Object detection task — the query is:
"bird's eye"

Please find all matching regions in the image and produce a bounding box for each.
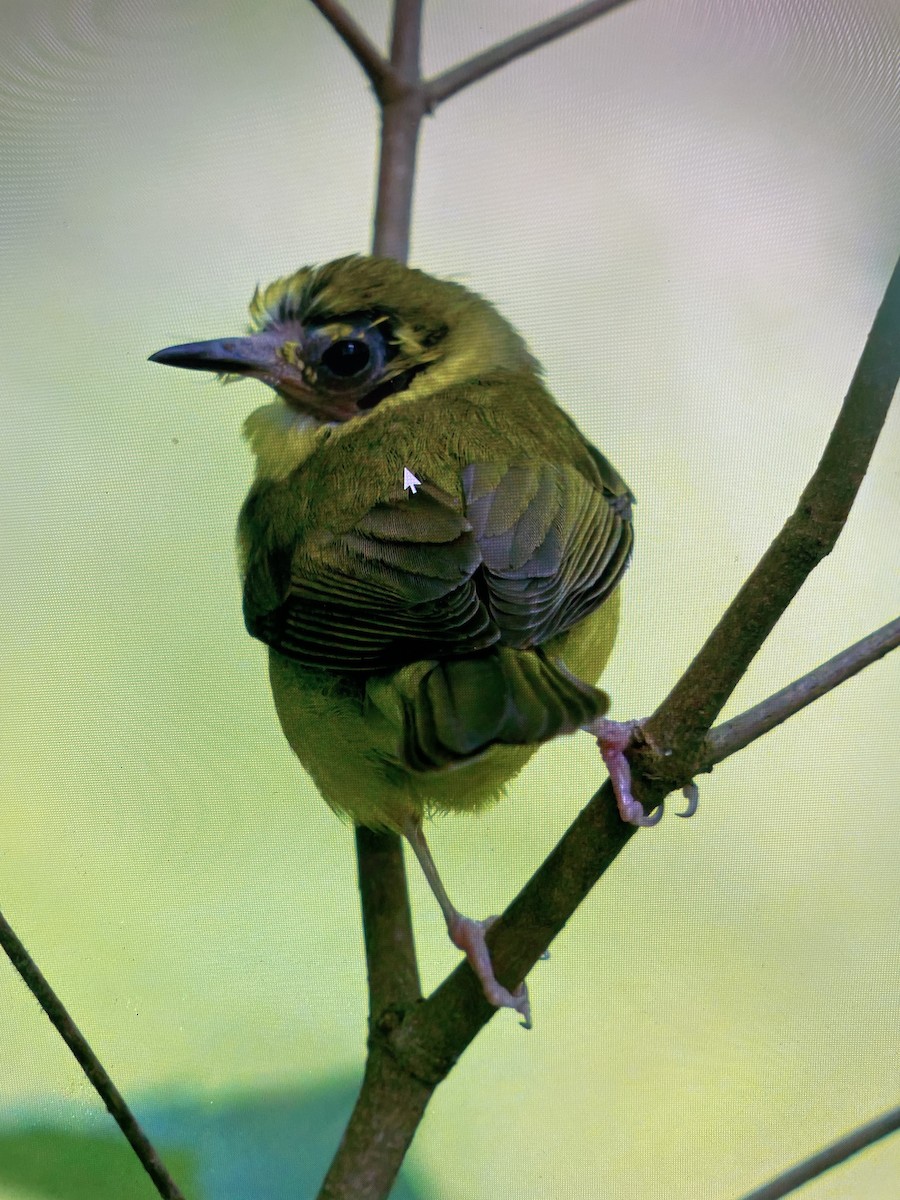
[311,321,389,394]
[321,338,371,378]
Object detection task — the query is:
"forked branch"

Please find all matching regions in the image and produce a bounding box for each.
[310,0,631,109]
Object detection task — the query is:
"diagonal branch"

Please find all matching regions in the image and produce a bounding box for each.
[308,0,395,95]
[426,0,634,107]
[736,1105,900,1200]
[347,253,900,1183]
[379,611,900,1143]
[637,254,900,784]
[704,614,900,768]
[390,601,900,1084]
[0,907,186,1200]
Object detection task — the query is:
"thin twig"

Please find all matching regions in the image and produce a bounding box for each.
[736,1106,900,1200]
[308,0,394,94]
[426,0,634,106]
[637,254,900,785]
[388,0,423,83]
[0,907,186,1200]
[357,0,424,1013]
[704,615,900,768]
[317,8,428,1195]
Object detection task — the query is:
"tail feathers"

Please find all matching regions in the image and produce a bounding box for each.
[368,647,608,774]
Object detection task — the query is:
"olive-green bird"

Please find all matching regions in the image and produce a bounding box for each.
[150,255,660,1027]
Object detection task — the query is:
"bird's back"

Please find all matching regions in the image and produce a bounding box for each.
[239,369,632,825]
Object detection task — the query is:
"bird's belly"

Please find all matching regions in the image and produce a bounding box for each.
[266,589,621,832]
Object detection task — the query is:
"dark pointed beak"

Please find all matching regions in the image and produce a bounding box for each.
[148,333,286,377]
[149,331,357,420]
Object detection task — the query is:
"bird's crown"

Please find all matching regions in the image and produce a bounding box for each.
[248,254,535,393]
[151,255,538,430]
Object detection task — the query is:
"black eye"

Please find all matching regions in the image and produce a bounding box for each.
[321,338,371,378]
[310,320,389,395]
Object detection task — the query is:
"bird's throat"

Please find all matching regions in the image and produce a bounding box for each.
[243,402,324,481]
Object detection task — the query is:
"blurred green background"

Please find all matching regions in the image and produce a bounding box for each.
[1,1,898,1196]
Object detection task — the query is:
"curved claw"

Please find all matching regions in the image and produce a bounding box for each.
[634,799,665,827]
[615,791,664,828]
[676,782,699,818]
[587,717,696,831]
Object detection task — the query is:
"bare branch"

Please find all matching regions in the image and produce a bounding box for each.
[704,615,900,768]
[308,0,394,94]
[313,0,900,1192]
[0,907,186,1200]
[388,0,422,82]
[345,0,425,1042]
[318,1034,433,1199]
[736,1105,900,1200]
[354,826,421,1019]
[370,0,425,261]
[328,254,900,1195]
[426,0,634,107]
[638,255,900,786]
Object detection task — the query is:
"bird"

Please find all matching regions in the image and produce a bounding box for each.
[150,255,660,1028]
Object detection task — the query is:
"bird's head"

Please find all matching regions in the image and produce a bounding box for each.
[149,255,536,424]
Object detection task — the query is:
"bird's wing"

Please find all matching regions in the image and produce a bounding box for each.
[462,449,633,649]
[244,479,496,671]
[244,450,632,674]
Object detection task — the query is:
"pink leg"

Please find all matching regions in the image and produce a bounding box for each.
[585,718,699,826]
[586,717,662,826]
[403,819,532,1029]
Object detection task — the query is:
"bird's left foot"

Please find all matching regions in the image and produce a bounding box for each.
[448,913,532,1029]
[584,717,700,827]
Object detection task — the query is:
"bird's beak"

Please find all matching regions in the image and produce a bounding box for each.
[149,331,340,414]
[149,332,291,382]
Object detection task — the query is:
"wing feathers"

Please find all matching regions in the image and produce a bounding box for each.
[384,647,609,773]
[462,461,631,647]
[245,451,632,674]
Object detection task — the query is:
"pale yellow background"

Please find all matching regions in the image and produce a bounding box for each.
[0,1,898,1197]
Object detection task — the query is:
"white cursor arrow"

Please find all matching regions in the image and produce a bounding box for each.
[403,467,421,495]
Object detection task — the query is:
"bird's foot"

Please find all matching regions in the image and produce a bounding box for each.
[584,718,700,827]
[586,717,660,826]
[448,913,532,1029]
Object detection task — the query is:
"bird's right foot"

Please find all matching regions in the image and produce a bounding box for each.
[584,717,701,826]
[448,913,532,1029]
